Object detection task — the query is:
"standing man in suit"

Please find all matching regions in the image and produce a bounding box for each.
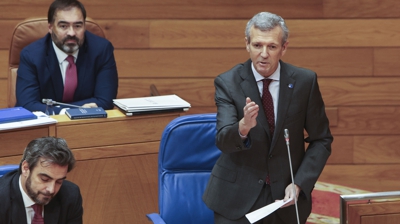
[16,0,118,114]
[0,137,83,224]
[203,12,333,224]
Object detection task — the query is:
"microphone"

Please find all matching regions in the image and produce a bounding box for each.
[284,129,300,224]
[42,99,82,108]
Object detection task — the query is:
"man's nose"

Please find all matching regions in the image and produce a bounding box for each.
[261,46,269,58]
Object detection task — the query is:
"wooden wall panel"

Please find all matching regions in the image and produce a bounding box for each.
[354,136,400,164]
[286,19,400,47]
[114,49,246,78]
[332,106,400,135]
[97,20,150,48]
[374,48,400,77]
[149,20,245,48]
[0,79,7,108]
[284,48,373,77]
[148,19,400,48]
[320,78,400,106]
[319,164,400,192]
[327,136,353,164]
[0,20,20,50]
[323,0,400,18]
[114,48,373,78]
[0,0,323,20]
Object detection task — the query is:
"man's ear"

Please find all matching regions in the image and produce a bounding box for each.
[21,160,30,177]
[48,23,53,34]
[245,37,250,52]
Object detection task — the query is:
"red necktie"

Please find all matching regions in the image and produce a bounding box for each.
[262,79,275,136]
[32,204,44,224]
[63,55,78,103]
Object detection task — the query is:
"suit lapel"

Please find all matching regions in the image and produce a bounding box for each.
[270,61,295,153]
[46,37,64,101]
[239,60,272,141]
[10,173,28,224]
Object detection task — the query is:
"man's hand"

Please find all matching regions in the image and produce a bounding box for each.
[238,97,259,137]
[280,183,301,208]
[82,103,98,108]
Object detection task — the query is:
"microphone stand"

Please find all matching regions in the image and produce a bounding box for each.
[284,129,300,224]
[42,99,81,115]
[42,99,82,108]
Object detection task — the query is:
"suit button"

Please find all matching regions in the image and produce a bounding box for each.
[258,179,264,184]
[269,155,273,159]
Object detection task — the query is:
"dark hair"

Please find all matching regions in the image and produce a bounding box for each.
[19,137,76,173]
[48,0,87,24]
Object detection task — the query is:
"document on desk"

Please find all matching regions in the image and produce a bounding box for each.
[0,112,57,131]
[245,198,293,223]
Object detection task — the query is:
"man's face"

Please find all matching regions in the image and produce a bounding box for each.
[48,7,85,54]
[245,25,288,77]
[21,159,68,205]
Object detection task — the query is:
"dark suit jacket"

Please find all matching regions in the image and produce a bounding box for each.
[16,31,118,114]
[0,170,83,224]
[203,59,333,223]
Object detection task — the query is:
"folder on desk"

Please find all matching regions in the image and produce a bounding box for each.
[113,94,191,116]
[0,107,37,124]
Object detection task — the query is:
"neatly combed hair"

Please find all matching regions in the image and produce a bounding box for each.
[245,12,289,45]
[20,137,76,173]
[48,0,87,24]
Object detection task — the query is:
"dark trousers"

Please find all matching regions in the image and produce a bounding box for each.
[214,184,285,224]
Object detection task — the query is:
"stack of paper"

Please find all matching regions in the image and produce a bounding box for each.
[0,111,57,131]
[113,94,191,116]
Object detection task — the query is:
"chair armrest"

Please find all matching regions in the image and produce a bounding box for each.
[146,213,166,224]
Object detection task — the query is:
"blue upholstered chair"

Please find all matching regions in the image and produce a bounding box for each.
[146,113,220,224]
[0,164,19,177]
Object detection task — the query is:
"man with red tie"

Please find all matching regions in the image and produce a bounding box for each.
[202,12,333,223]
[0,137,82,224]
[16,0,118,114]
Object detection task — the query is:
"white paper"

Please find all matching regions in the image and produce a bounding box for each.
[0,111,57,131]
[245,198,293,223]
[113,94,191,112]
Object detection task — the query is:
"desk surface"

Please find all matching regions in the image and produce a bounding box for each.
[0,109,181,224]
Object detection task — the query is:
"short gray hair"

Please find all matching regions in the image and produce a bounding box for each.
[245,12,289,45]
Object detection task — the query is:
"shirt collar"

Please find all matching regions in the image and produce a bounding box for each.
[19,175,36,208]
[52,41,79,63]
[251,61,281,82]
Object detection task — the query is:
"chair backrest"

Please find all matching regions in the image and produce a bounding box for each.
[0,164,19,178]
[157,113,220,224]
[7,17,105,108]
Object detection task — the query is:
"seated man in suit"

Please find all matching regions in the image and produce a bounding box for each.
[16,0,118,114]
[0,137,83,224]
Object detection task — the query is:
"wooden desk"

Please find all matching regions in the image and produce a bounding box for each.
[0,109,180,224]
